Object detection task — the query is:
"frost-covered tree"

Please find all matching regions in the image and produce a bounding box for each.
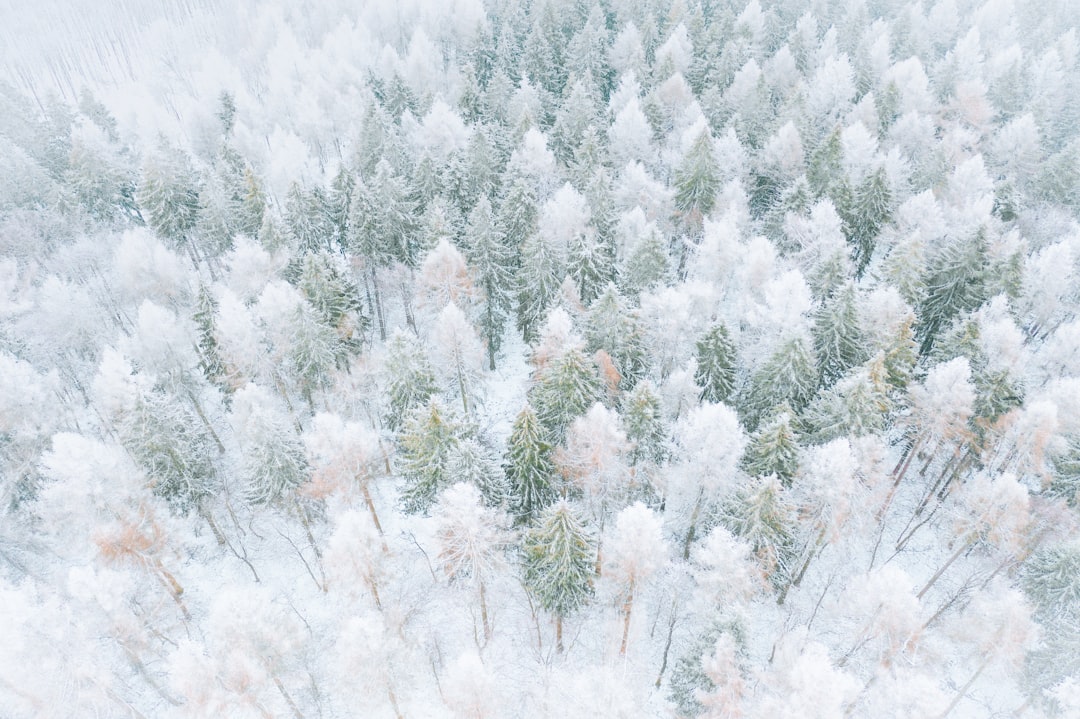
[741,333,819,429]
[812,283,868,387]
[557,403,631,523]
[694,324,738,403]
[676,402,748,559]
[717,475,799,591]
[231,384,309,507]
[294,251,366,360]
[522,499,596,652]
[917,230,989,354]
[137,141,201,257]
[434,483,510,643]
[843,166,892,276]
[516,232,562,344]
[621,380,670,472]
[530,346,604,444]
[585,284,648,391]
[740,409,800,485]
[117,386,219,517]
[193,284,230,392]
[605,502,668,654]
[505,404,558,524]
[398,397,466,515]
[447,437,506,509]
[675,128,721,232]
[464,196,514,369]
[383,330,439,431]
[284,182,334,255]
[430,302,484,416]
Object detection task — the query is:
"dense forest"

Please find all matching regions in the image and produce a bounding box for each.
[2,0,1080,715]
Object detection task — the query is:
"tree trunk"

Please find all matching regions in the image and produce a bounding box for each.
[683,488,706,560]
[619,580,636,656]
[936,655,990,718]
[272,675,305,719]
[556,615,564,653]
[654,602,678,688]
[361,483,389,554]
[369,266,386,341]
[917,538,973,600]
[479,580,491,643]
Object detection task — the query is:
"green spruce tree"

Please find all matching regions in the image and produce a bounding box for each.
[740,409,800,486]
[383,331,439,431]
[741,334,818,430]
[464,196,515,370]
[695,324,738,403]
[398,398,464,515]
[530,347,604,444]
[812,283,868,387]
[505,404,558,523]
[522,499,596,651]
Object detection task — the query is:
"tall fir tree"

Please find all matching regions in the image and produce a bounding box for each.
[812,283,868,387]
[285,182,335,255]
[138,141,201,254]
[118,388,218,515]
[464,196,515,370]
[516,233,562,344]
[740,409,800,486]
[917,230,989,355]
[621,380,669,471]
[194,284,230,392]
[505,404,558,524]
[294,252,367,363]
[716,475,798,592]
[674,128,721,232]
[695,324,738,403]
[383,331,439,431]
[842,167,892,276]
[585,285,648,391]
[741,334,818,430]
[522,499,596,651]
[398,398,465,515]
[530,347,604,444]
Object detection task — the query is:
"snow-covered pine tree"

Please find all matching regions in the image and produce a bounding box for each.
[516,232,562,345]
[695,323,738,403]
[288,300,340,411]
[284,182,334,255]
[585,284,648,391]
[620,223,671,298]
[232,385,309,506]
[463,196,514,370]
[717,475,799,592]
[294,251,366,361]
[383,330,439,431]
[530,346,604,445]
[917,229,989,355]
[674,127,721,233]
[505,404,558,524]
[741,333,819,430]
[812,282,868,387]
[137,141,201,258]
[448,437,506,509]
[398,397,465,515]
[117,387,218,516]
[193,284,230,392]
[740,408,800,486]
[843,166,892,276]
[522,499,596,652]
[621,380,670,473]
